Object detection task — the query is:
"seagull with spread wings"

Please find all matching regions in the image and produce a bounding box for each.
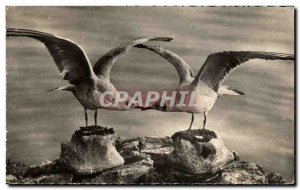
[6,28,172,127]
[135,44,294,131]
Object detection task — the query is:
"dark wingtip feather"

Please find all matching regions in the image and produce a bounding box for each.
[151,37,173,42]
[6,28,55,38]
[230,89,245,95]
[134,44,148,48]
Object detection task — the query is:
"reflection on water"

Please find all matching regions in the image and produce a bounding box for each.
[6,7,294,182]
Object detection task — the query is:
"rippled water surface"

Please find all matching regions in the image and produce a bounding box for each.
[6,7,294,182]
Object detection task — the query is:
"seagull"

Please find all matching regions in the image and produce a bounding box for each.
[135,44,294,130]
[6,28,173,127]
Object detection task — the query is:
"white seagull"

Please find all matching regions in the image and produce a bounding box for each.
[135,44,294,130]
[7,28,172,127]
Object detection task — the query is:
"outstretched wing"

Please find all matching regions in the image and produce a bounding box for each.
[7,28,95,84]
[134,44,195,84]
[193,51,294,92]
[93,37,173,79]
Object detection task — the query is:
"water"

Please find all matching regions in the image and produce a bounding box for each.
[6,7,294,182]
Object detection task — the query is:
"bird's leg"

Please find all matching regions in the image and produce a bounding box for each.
[84,109,88,127]
[187,113,194,132]
[202,111,207,130]
[94,110,98,127]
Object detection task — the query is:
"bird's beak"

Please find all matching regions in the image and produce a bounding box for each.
[134,105,144,109]
[130,102,143,109]
[132,105,152,111]
[141,107,153,111]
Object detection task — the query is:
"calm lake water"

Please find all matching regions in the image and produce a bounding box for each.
[6,7,294,182]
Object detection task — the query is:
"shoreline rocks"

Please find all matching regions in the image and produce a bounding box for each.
[6,127,287,185]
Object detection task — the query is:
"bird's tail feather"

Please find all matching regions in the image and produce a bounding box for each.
[218,86,245,96]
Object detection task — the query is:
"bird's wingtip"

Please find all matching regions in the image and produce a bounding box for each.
[231,89,245,95]
[134,44,148,49]
[151,36,174,42]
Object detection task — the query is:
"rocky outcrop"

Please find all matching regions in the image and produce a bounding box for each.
[60,126,124,175]
[6,159,28,178]
[267,172,286,184]
[217,161,267,184]
[34,174,73,184]
[6,127,287,185]
[80,159,153,184]
[24,160,63,178]
[116,136,173,167]
[168,129,234,174]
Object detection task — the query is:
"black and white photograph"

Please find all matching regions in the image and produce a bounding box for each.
[5,6,295,185]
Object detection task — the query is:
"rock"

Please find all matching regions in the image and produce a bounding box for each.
[80,141,154,184]
[6,159,28,178]
[60,127,124,175]
[116,136,173,167]
[117,159,153,184]
[141,136,173,154]
[34,174,73,184]
[141,167,221,184]
[9,177,36,184]
[81,159,153,184]
[217,161,267,184]
[141,137,174,165]
[169,129,234,174]
[116,137,147,152]
[267,172,285,184]
[140,137,174,167]
[24,160,63,178]
[119,150,151,165]
[6,175,18,184]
